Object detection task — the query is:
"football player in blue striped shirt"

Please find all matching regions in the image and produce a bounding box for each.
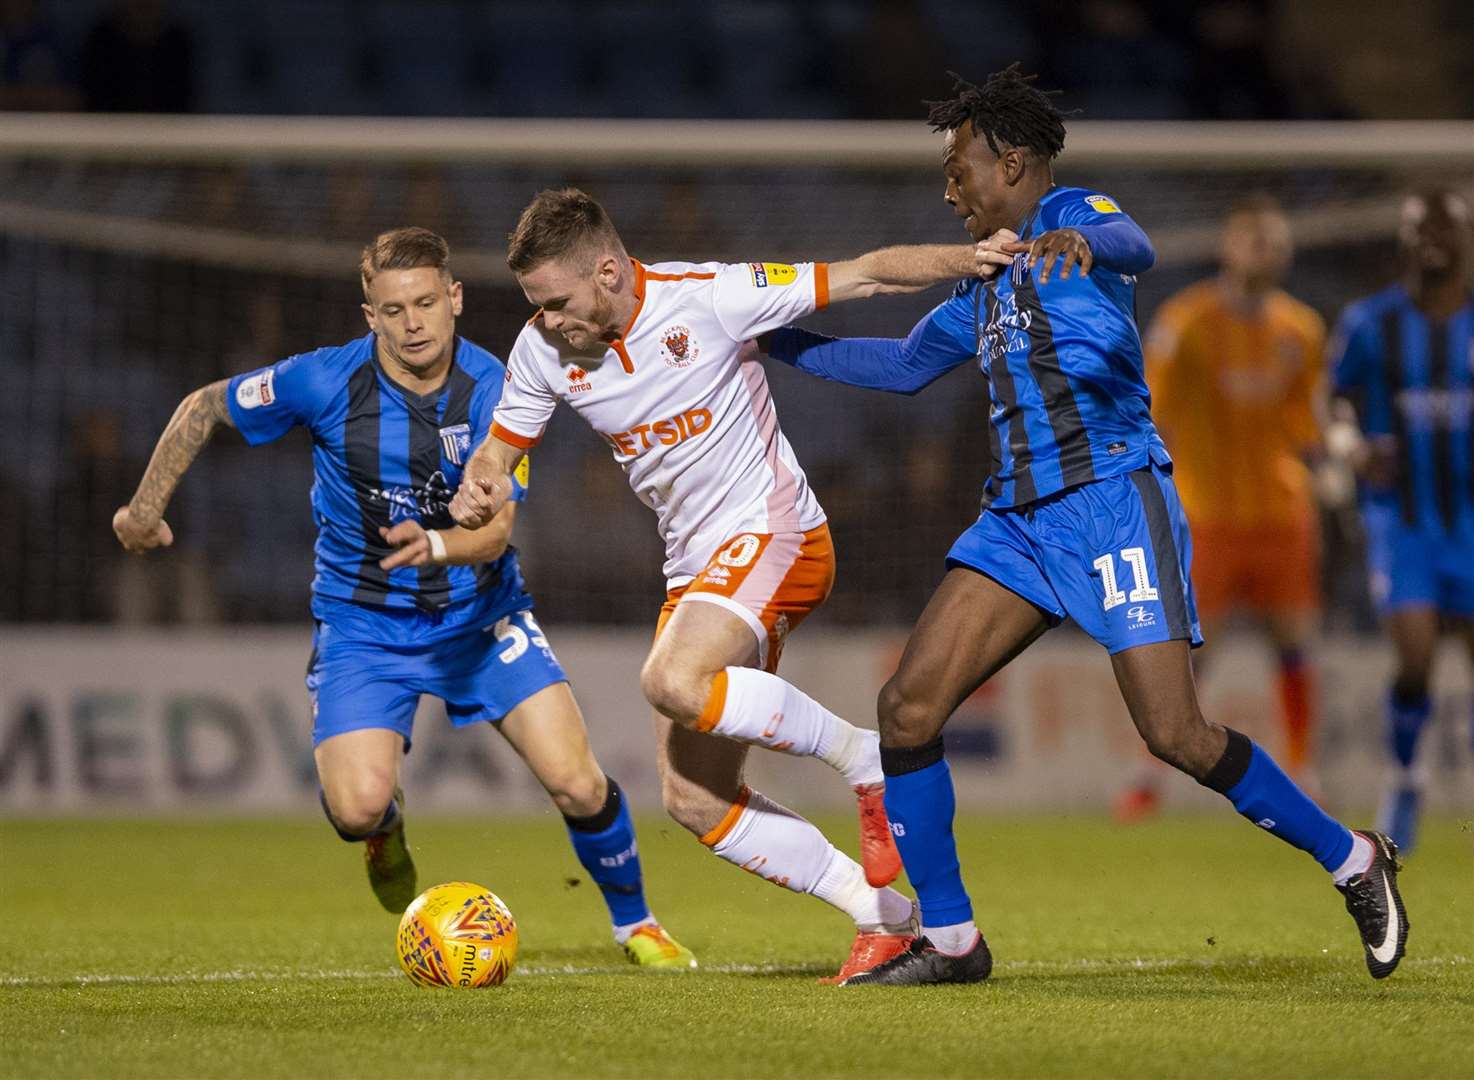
[1329,188,1474,856]
[764,67,1406,984]
[112,228,694,967]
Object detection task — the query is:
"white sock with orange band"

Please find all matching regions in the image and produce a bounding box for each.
[697,668,883,788]
[702,786,914,932]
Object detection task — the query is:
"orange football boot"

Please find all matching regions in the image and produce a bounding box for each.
[820,929,916,985]
[855,783,903,886]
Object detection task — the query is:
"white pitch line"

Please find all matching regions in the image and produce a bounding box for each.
[1,955,1465,989]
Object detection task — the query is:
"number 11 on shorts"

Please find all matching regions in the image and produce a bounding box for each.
[1093,547,1159,610]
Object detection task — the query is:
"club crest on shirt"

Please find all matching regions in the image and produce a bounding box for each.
[659,324,700,369]
[439,423,471,465]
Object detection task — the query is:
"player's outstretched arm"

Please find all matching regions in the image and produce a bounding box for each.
[379,504,517,571]
[449,436,525,529]
[825,244,978,302]
[113,378,234,553]
[760,286,978,396]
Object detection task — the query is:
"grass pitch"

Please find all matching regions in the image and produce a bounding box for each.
[1,812,1469,1079]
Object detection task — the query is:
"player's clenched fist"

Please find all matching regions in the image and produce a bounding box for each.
[112,505,175,553]
[450,465,512,529]
[973,228,1019,279]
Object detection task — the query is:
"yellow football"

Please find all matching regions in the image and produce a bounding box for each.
[396,882,518,988]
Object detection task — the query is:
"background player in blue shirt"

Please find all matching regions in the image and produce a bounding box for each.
[764,68,1406,984]
[112,228,694,967]
[1328,188,1474,856]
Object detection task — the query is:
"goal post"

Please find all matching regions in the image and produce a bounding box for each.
[2,116,1470,625]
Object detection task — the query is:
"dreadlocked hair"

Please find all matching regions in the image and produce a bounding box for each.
[925,64,1071,160]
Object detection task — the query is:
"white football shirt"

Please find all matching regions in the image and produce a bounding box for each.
[491,259,830,586]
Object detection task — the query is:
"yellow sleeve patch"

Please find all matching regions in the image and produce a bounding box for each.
[513,456,530,489]
[1085,194,1122,214]
[748,262,798,287]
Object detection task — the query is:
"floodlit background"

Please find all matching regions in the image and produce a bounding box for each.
[0,0,1471,815]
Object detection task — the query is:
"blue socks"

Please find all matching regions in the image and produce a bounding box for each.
[880,738,973,927]
[1200,728,1353,872]
[879,723,1355,929]
[563,778,651,928]
[1387,688,1432,769]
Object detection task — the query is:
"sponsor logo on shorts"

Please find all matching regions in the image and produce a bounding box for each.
[1126,605,1157,630]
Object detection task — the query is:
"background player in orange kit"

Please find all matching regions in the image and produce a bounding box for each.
[1116,195,1327,820]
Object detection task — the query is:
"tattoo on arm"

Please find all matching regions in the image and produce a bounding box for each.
[128,379,233,524]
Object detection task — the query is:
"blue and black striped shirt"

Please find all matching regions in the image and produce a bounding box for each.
[226,334,530,636]
[1331,286,1474,534]
[769,186,1168,509]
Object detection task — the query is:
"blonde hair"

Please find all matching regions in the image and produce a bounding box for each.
[359,226,451,298]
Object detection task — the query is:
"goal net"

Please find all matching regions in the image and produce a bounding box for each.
[4,116,1471,626]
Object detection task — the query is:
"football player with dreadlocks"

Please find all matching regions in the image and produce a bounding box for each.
[763,66,1409,986]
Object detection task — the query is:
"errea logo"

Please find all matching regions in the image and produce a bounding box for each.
[566,366,591,393]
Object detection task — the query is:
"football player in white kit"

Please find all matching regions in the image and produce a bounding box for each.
[451,188,975,981]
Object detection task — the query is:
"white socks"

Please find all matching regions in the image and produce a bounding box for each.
[1331,832,1375,886]
[705,787,910,929]
[702,667,884,787]
[813,849,916,933]
[923,922,981,956]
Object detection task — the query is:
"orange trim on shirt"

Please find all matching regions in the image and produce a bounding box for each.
[605,259,649,375]
[607,261,719,376]
[624,259,649,338]
[644,269,718,282]
[814,262,830,310]
[699,784,752,847]
[491,421,539,450]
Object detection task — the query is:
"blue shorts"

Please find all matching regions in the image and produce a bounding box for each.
[306,602,568,750]
[947,464,1203,654]
[1363,504,1474,616]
